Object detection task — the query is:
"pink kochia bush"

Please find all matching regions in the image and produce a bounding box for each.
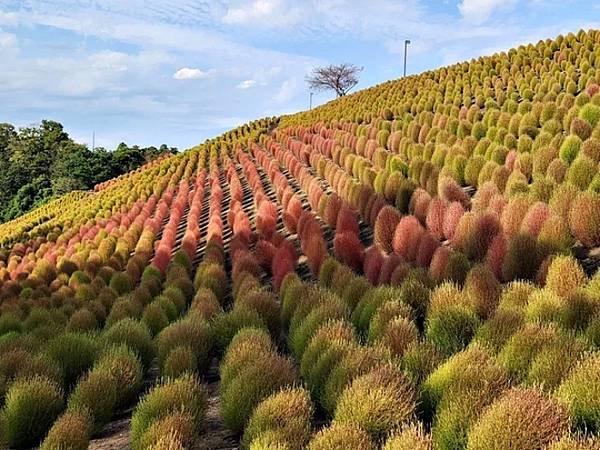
[426,198,447,240]
[363,245,385,284]
[520,202,551,238]
[442,202,465,241]
[392,216,425,262]
[334,232,365,273]
[374,206,402,253]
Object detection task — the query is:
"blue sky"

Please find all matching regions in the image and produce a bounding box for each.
[0,1,599,151]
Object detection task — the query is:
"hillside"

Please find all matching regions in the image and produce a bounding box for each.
[0,29,598,449]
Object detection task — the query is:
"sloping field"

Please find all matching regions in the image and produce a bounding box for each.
[0,29,598,449]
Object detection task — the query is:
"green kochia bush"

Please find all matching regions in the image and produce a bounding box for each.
[44,332,100,390]
[93,344,143,408]
[556,353,600,432]
[466,388,569,450]
[243,387,313,450]
[40,411,92,450]
[156,318,213,376]
[1,376,64,448]
[307,423,375,450]
[130,375,207,450]
[220,328,297,433]
[333,364,416,441]
[67,370,117,433]
[101,318,154,369]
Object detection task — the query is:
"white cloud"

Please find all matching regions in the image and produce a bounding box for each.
[458,0,517,23]
[173,67,209,80]
[223,0,303,27]
[237,79,256,89]
[0,12,19,27]
[0,29,17,48]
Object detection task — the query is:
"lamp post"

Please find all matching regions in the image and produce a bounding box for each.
[309,92,314,110]
[404,39,411,77]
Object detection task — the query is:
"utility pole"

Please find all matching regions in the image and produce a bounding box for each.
[404,39,411,77]
[309,92,313,110]
[92,130,95,152]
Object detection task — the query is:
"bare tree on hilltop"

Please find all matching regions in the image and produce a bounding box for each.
[306,63,363,98]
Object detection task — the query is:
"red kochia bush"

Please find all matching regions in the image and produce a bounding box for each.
[378,253,404,285]
[336,205,360,236]
[568,192,600,247]
[272,245,297,291]
[334,232,365,273]
[325,194,343,228]
[374,206,402,253]
[443,201,465,240]
[428,245,451,283]
[255,240,277,269]
[410,189,432,224]
[486,233,507,280]
[304,234,328,276]
[363,245,385,285]
[426,198,447,240]
[416,232,440,268]
[368,195,387,227]
[520,202,551,238]
[392,216,425,262]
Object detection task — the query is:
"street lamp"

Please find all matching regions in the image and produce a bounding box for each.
[309,92,314,110]
[404,39,411,77]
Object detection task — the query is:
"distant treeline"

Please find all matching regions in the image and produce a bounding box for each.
[0,120,177,223]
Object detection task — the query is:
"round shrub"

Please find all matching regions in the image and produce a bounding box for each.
[421,346,507,419]
[559,135,582,164]
[497,323,560,381]
[142,302,170,336]
[40,411,92,450]
[109,271,133,295]
[426,304,480,357]
[472,308,524,354]
[162,345,197,379]
[138,411,196,450]
[212,306,268,353]
[545,255,587,299]
[556,353,600,432]
[464,263,501,319]
[466,388,569,450]
[1,376,63,448]
[221,351,297,433]
[548,435,600,450]
[157,318,212,375]
[130,375,207,450]
[567,156,596,190]
[101,318,154,369]
[502,233,547,282]
[525,336,586,392]
[400,341,443,385]
[333,364,416,441]
[374,206,402,253]
[382,423,432,450]
[45,332,99,390]
[307,423,375,450]
[569,192,600,247]
[242,387,312,450]
[352,286,403,335]
[67,308,98,332]
[323,345,392,415]
[93,344,143,408]
[579,102,600,127]
[377,317,419,358]
[67,369,117,433]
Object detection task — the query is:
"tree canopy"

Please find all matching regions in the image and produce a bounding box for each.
[0,120,177,222]
[306,63,363,97]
